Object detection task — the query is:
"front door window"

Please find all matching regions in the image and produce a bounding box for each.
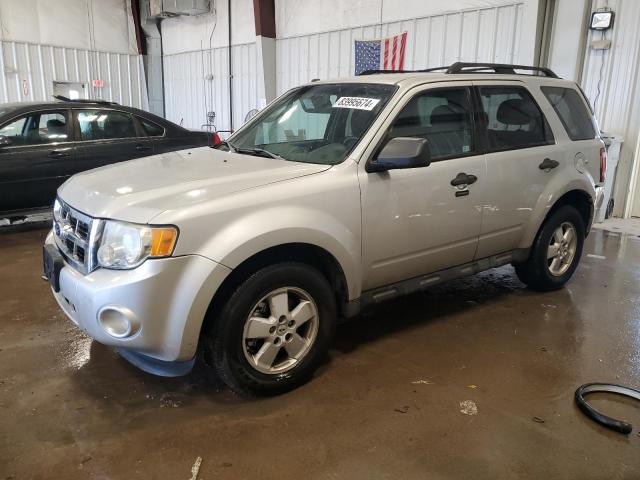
[387,88,475,160]
[0,111,68,146]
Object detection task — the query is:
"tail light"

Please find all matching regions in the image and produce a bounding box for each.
[212,132,222,146]
[599,147,607,183]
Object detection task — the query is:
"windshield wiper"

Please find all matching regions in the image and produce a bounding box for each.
[217,141,284,160]
[234,147,285,160]
[216,140,238,152]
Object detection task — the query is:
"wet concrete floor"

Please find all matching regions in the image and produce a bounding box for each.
[1,224,639,479]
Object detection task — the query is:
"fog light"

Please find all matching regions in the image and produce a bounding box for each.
[98,306,139,338]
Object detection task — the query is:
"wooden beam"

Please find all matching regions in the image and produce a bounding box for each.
[253,0,276,38]
[130,0,146,55]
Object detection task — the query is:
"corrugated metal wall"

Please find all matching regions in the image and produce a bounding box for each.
[163,42,259,131]
[0,40,148,109]
[580,0,640,216]
[276,2,524,94]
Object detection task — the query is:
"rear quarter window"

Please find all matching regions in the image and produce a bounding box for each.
[541,86,596,141]
[139,117,165,137]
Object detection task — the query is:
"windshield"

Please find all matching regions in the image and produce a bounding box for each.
[228,83,396,165]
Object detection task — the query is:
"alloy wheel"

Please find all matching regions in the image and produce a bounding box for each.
[547,221,578,276]
[242,287,319,374]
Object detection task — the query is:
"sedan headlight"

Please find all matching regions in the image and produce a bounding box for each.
[96,220,178,269]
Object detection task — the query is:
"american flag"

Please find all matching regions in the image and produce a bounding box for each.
[354,32,408,75]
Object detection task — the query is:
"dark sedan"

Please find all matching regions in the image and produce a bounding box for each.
[0,98,211,218]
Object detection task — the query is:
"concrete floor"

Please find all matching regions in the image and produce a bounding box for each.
[593,217,640,237]
[1,224,640,479]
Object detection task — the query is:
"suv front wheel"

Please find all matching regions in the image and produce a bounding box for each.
[515,205,585,291]
[207,262,337,396]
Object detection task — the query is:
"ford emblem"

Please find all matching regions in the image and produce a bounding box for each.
[54,223,60,236]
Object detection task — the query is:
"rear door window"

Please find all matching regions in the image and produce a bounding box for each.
[388,88,475,161]
[479,86,554,152]
[0,111,68,146]
[77,110,138,141]
[541,86,596,141]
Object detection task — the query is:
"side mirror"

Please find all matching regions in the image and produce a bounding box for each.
[366,137,431,173]
[0,135,12,147]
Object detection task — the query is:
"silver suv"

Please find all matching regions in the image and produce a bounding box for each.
[44,63,605,395]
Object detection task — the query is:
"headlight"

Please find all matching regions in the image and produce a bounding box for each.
[97,220,178,269]
[53,199,62,221]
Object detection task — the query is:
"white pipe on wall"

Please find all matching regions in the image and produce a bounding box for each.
[623,127,640,218]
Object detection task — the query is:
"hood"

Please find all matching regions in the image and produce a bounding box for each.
[58,147,331,223]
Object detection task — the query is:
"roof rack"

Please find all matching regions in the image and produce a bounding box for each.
[444,62,559,78]
[358,62,559,78]
[52,95,119,105]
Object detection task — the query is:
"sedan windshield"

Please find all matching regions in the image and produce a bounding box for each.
[228,83,396,165]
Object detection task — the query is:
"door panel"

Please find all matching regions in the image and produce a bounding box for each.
[152,135,203,154]
[360,156,486,289]
[475,144,566,258]
[359,85,485,290]
[473,82,564,258]
[74,138,152,171]
[0,110,77,213]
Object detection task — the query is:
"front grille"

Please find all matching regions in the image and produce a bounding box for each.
[53,199,100,275]
[76,221,90,240]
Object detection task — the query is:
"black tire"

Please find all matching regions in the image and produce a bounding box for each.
[207,262,337,396]
[514,205,585,291]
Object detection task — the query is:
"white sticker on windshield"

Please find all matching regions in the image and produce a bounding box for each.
[333,96,381,111]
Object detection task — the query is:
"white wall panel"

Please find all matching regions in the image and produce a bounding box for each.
[580,0,640,217]
[0,41,148,109]
[163,42,260,131]
[275,0,537,39]
[276,3,525,94]
[0,0,138,55]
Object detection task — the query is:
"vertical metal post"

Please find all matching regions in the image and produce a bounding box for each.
[127,55,132,106]
[106,53,113,102]
[11,42,20,100]
[24,43,35,100]
[0,42,9,102]
[37,44,47,99]
[62,47,69,81]
[228,0,234,131]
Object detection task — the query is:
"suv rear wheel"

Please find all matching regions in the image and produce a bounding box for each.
[207,262,337,396]
[515,205,585,291]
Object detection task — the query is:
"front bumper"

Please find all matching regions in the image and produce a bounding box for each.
[45,231,231,367]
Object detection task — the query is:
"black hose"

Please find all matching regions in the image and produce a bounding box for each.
[574,383,640,434]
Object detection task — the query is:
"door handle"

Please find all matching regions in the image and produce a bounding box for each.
[450,172,478,187]
[135,144,151,151]
[539,158,559,170]
[47,150,70,158]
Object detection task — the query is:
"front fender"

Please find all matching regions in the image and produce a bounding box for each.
[192,206,361,300]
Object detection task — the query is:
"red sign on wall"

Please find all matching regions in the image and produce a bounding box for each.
[92,79,105,88]
[22,79,28,97]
